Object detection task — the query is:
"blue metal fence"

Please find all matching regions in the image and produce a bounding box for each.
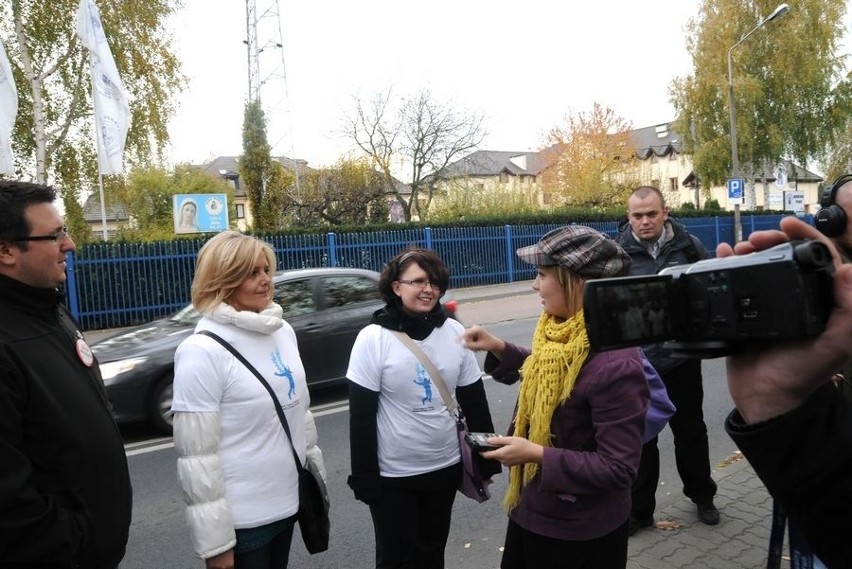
[64,215,810,330]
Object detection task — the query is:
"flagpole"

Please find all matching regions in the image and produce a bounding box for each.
[77,0,131,242]
[96,176,108,240]
[87,51,109,241]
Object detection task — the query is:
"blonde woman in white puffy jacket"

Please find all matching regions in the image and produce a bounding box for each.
[172,232,326,569]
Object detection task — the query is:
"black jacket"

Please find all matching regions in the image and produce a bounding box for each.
[726,383,852,569]
[615,219,709,374]
[0,275,132,569]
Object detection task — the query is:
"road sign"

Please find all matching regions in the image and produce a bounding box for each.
[784,190,805,216]
[727,177,744,199]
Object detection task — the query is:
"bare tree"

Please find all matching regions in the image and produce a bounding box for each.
[344,89,485,221]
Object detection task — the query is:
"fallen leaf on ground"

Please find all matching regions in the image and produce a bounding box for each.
[717,450,744,468]
[655,519,683,531]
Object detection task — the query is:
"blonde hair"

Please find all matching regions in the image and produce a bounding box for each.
[191,231,277,313]
[549,265,586,317]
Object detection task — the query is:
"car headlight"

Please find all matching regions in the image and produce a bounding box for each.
[99,357,149,382]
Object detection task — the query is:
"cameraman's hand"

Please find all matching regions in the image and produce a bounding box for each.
[717,216,852,424]
[481,436,543,467]
[460,325,506,359]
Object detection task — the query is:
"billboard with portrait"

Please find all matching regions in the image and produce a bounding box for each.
[173,194,229,234]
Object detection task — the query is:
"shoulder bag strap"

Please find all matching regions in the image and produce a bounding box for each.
[196,330,305,473]
[389,330,459,418]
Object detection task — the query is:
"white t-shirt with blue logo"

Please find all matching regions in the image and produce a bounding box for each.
[173,316,307,528]
[347,318,481,477]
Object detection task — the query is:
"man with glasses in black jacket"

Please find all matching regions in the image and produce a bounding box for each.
[0,181,132,569]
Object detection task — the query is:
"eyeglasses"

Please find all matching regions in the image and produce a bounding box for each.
[398,278,438,290]
[15,227,70,243]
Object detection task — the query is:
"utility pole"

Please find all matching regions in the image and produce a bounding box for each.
[243,0,300,191]
[726,3,790,242]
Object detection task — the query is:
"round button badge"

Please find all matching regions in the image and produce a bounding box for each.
[76,338,94,367]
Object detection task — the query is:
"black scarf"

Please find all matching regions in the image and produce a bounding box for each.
[370,299,448,340]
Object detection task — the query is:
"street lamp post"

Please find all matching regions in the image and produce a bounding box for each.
[726,3,790,242]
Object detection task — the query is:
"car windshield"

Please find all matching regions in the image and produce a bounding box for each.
[169,304,202,325]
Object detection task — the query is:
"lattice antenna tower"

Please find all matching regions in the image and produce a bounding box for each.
[244,0,300,190]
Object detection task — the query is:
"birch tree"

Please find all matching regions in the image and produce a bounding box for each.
[671,0,851,208]
[2,0,183,216]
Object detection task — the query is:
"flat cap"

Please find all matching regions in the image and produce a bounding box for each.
[516,225,630,279]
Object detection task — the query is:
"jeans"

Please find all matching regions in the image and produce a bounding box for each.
[631,359,717,518]
[233,516,297,569]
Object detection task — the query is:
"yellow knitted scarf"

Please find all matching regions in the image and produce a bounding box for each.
[503,310,590,512]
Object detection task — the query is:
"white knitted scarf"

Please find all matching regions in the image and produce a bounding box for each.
[206,301,284,335]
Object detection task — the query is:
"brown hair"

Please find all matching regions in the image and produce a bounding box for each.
[629,185,667,208]
[191,231,277,313]
[378,248,450,304]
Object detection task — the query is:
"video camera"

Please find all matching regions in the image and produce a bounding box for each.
[583,240,835,358]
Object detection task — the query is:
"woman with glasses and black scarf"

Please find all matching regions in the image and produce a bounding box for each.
[346,248,500,569]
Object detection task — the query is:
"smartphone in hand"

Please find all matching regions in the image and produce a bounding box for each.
[464,432,501,452]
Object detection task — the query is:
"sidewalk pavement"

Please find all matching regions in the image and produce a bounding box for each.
[455,281,784,569]
[627,455,777,569]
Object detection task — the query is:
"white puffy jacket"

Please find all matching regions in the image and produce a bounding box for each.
[174,409,326,559]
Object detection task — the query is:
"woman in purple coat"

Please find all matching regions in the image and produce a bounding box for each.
[461,225,649,569]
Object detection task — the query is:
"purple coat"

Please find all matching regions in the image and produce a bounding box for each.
[485,343,649,540]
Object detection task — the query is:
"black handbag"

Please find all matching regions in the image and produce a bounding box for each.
[197,330,331,554]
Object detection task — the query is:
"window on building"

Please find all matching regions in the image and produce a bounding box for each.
[236,204,245,219]
[499,171,509,184]
[669,177,678,192]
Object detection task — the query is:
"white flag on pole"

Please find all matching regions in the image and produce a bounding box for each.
[0,41,17,175]
[76,0,130,175]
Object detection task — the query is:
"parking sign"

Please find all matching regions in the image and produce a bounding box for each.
[727,178,744,199]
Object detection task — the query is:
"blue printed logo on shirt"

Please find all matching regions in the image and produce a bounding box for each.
[271,348,296,399]
[413,363,432,405]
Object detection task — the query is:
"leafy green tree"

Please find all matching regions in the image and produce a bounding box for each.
[704,198,722,211]
[2,0,184,189]
[344,89,485,222]
[239,100,279,231]
[824,118,852,181]
[256,161,295,230]
[539,103,640,207]
[672,0,851,208]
